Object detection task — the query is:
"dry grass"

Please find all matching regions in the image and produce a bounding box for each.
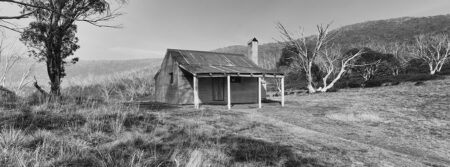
[259,77,450,166]
[1,68,450,166]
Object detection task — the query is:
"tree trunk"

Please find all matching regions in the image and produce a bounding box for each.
[306,62,316,93]
[47,53,62,97]
[429,63,437,75]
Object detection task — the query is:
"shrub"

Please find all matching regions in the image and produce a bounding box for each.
[0,86,17,108]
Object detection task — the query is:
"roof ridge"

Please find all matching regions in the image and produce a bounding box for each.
[167,48,245,56]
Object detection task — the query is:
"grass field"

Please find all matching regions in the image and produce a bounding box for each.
[1,75,449,166]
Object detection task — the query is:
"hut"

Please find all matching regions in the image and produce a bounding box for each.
[154,38,284,109]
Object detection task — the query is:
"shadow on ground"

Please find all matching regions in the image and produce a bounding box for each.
[220,135,328,167]
[124,101,180,111]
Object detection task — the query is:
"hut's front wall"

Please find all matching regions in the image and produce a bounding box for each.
[198,77,266,104]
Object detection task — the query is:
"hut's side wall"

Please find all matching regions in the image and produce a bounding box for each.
[154,54,180,104]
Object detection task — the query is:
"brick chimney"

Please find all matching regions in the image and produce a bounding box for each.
[247,37,258,65]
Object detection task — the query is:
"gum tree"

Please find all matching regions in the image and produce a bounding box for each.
[276,22,331,93]
[412,34,450,75]
[1,0,126,96]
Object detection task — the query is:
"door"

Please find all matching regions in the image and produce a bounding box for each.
[212,78,225,101]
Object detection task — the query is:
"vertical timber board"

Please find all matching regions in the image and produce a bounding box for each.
[258,77,261,108]
[281,77,285,107]
[227,75,231,110]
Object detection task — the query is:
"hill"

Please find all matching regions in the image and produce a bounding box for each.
[2,58,162,88]
[214,14,450,69]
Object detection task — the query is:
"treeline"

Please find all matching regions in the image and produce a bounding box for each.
[277,33,450,91]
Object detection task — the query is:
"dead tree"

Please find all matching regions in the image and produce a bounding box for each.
[276,22,332,93]
[0,38,34,92]
[412,34,450,75]
[317,45,365,92]
[0,38,21,87]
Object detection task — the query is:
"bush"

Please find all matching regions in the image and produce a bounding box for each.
[0,86,17,108]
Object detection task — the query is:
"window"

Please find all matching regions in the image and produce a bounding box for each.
[231,77,241,83]
[169,72,174,84]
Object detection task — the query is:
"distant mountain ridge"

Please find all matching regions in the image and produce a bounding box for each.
[214,14,450,69]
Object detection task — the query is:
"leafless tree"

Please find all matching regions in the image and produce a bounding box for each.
[412,34,450,75]
[0,43,21,87]
[316,45,364,92]
[276,22,332,93]
[0,38,33,92]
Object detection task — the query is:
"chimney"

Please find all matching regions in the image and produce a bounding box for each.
[247,37,258,65]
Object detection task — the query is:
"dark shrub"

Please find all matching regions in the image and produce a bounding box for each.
[405,59,429,74]
[396,73,441,82]
[0,86,16,108]
[25,91,47,106]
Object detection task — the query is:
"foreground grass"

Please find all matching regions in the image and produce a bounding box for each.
[1,76,449,166]
[0,100,332,167]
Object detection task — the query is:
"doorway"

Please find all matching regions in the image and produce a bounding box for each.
[212,77,225,101]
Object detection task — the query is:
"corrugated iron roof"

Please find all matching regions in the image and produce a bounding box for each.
[167,49,282,75]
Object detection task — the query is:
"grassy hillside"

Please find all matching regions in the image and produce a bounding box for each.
[214,14,450,69]
[1,58,162,89]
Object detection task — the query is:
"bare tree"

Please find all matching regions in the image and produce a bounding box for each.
[0,39,21,87]
[0,38,33,92]
[412,34,450,75]
[276,22,331,93]
[316,45,365,92]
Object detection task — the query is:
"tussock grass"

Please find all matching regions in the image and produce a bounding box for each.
[63,67,156,102]
[3,66,449,166]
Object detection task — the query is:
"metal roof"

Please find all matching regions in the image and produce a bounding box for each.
[167,49,283,75]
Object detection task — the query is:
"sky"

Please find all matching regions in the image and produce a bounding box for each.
[1,0,450,60]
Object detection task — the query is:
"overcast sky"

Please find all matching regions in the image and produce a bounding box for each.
[2,0,450,60]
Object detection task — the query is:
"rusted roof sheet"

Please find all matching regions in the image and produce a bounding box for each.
[167,49,282,75]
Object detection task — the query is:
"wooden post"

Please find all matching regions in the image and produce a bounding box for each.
[281,77,285,107]
[258,77,261,108]
[193,75,199,109]
[227,75,231,110]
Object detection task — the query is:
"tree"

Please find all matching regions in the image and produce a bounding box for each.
[276,22,331,93]
[316,45,365,92]
[0,37,33,92]
[2,0,126,96]
[412,34,450,75]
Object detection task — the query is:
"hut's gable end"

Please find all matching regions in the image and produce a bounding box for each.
[155,53,180,103]
[177,69,194,104]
